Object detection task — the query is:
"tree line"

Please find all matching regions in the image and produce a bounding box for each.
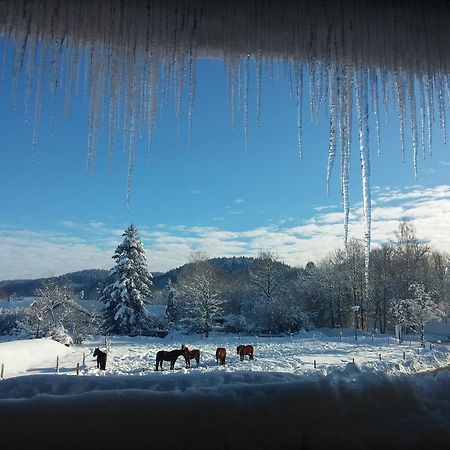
[0,221,447,344]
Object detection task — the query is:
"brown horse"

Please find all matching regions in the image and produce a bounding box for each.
[155,345,189,371]
[237,344,254,361]
[215,347,226,365]
[185,349,200,368]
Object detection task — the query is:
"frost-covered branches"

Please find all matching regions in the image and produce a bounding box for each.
[18,281,96,344]
[171,255,224,337]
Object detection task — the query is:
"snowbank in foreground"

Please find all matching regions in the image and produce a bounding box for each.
[1,369,450,449]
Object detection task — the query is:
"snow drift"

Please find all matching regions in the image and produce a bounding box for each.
[1,368,450,449]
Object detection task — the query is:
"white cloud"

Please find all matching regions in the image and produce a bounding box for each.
[2,185,450,280]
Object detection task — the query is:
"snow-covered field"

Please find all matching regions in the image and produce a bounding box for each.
[1,331,450,449]
[1,329,449,380]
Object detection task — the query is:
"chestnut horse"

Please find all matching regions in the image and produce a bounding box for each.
[215,347,226,365]
[93,348,107,370]
[237,344,254,361]
[185,348,200,368]
[155,345,189,371]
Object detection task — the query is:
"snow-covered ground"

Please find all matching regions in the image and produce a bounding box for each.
[1,329,449,380]
[1,331,450,449]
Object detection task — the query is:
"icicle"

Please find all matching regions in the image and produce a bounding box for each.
[436,73,447,145]
[295,62,304,160]
[407,71,419,179]
[0,37,9,94]
[255,50,262,127]
[394,71,407,163]
[340,66,353,250]
[418,76,427,160]
[243,54,249,152]
[31,46,48,159]
[326,66,338,194]
[370,69,381,156]
[187,53,196,151]
[356,68,371,292]
[425,75,434,156]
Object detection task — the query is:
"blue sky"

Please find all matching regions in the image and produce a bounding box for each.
[1,55,450,279]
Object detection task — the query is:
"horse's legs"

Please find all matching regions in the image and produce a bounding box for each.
[196,357,199,367]
[250,353,254,360]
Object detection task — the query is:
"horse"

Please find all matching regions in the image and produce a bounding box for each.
[237,344,254,361]
[155,345,189,371]
[215,347,226,365]
[185,348,200,368]
[93,348,107,370]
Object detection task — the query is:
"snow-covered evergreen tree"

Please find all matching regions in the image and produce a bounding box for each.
[100,224,153,334]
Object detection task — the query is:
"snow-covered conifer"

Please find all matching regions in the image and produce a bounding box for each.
[100,224,153,334]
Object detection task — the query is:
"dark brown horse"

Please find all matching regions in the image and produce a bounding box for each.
[215,347,226,365]
[185,348,200,368]
[93,348,107,370]
[155,345,189,371]
[237,344,254,361]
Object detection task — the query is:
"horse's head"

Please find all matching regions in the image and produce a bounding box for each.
[181,344,189,356]
[236,345,242,354]
[93,347,99,357]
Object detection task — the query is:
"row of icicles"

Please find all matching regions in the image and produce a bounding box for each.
[1,0,450,299]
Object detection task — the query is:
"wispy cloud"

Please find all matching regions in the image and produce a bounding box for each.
[2,185,450,280]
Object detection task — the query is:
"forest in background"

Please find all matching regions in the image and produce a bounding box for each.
[0,221,448,344]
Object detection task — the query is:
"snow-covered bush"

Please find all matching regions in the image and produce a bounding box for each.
[222,314,249,333]
[51,325,73,346]
[0,308,27,335]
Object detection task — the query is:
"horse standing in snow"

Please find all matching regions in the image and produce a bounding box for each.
[215,347,226,365]
[237,344,254,361]
[185,348,201,368]
[155,345,189,371]
[93,348,107,370]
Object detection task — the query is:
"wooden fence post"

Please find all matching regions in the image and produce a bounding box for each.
[379,353,382,361]
[76,363,80,375]
[56,356,59,374]
[352,357,355,363]
[314,360,316,369]
[82,352,86,366]
[403,351,406,360]
[1,363,4,379]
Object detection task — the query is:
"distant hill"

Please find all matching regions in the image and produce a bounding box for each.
[0,269,109,299]
[0,256,298,301]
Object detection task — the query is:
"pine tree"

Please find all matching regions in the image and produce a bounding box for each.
[100,224,153,334]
